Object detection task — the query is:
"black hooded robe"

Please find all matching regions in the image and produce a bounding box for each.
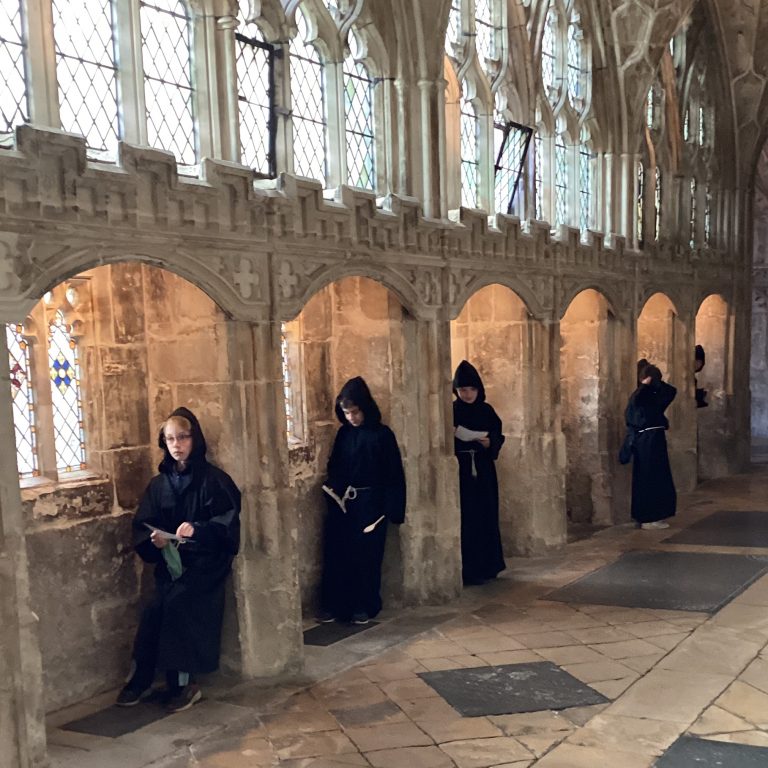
[320,377,406,621]
[624,382,677,524]
[130,408,241,683]
[453,361,506,583]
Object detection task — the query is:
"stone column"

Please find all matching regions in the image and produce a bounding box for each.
[217,319,303,677]
[417,79,437,219]
[0,337,48,768]
[215,14,240,163]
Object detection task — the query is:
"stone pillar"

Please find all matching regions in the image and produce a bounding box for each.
[219,319,303,677]
[417,79,437,219]
[669,305,698,491]
[215,13,241,164]
[0,337,48,768]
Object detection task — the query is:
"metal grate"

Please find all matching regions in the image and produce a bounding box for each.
[494,119,533,216]
[236,22,275,177]
[7,322,38,478]
[290,9,327,183]
[140,0,197,169]
[0,0,28,134]
[460,94,478,208]
[48,311,86,473]
[344,58,375,190]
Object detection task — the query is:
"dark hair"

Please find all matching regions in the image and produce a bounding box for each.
[334,377,382,425]
[639,364,662,385]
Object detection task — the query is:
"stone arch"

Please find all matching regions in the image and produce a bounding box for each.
[450,273,546,321]
[557,281,619,319]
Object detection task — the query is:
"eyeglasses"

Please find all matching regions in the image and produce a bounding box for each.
[164,433,192,444]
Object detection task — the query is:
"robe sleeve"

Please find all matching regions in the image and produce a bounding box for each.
[658,381,677,410]
[190,469,241,555]
[133,479,163,564]
[325,428,345,494]
[486,405,506,461]
[380,427,406,525]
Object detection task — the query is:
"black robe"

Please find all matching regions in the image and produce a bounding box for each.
[453,398,506,582]
[131,410,240,676]
[320,379,406,621]
[624,381,677,524]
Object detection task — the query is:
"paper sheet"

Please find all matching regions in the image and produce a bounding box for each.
[144,523,189,543]
[455,425,489,442]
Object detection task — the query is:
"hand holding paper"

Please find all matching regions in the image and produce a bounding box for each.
[455,425,489,442]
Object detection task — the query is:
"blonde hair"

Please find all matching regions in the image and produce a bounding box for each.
[162,415,192,435]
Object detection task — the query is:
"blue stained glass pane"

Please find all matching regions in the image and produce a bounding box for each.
[48,311,86,472]
[6,322,38,478]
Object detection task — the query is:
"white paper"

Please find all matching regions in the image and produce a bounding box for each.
[144,523,188,543]
[455,425,489,442]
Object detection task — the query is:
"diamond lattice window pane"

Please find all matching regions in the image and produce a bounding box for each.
[579,145,591,231]
[344,58,375,190]
[567,17,584,107]
[290,10,327,183]
[554,137,567,225]
[48,312,86,473]
[7,323,38,478]
[475,0,494,66]
[141,0,197,168]
[541,10,557,103]
[445,0,461,55]
[494,121,531,216]
[460,95,478,208]
[236,23,272,175]
[534,132,543,220]
[1,0,28,134]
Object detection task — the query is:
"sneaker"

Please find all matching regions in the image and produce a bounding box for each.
[165,684,202,713]
[641,521,670,530]
[315,610,335,624]
[116,685,150,707]
[351,612,369,625]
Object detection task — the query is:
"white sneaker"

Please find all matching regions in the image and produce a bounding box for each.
[641,521,670,530]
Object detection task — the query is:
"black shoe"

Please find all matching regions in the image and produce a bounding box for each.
[351,612,369,625]
[116,684,150,707]
[165,684,202,713]
[315,610,335,624]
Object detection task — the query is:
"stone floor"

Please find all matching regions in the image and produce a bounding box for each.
[47,466,768,768]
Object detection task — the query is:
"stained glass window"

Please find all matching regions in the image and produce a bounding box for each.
[236,20,275,176]
[53,0,119,159]
[541,9,557,102]
[445,0,461,55]
[140,0,197,169]
[475,0,494,67]
[460,93,478,208]
[689,178,697,248]
[7,323,38,478]
[344,51,375,190]
[579,143,591,231]
[654,167,662,240]
[534,131,543,220]
[554,135,567,225]
[0,0,28,135]
[290,9,328,183]
[636,160,644,245]
[48,311,86,472]
[494,119,532,215]
[566,15,584,107]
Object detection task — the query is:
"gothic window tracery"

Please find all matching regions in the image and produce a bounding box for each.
[1,0,29,136]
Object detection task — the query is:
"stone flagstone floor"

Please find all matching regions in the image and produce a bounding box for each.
[47,467,768,768]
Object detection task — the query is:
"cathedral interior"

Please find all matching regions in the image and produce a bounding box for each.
[5,0,768,765]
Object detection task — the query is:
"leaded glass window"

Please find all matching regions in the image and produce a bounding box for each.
[636,161,644,246]
[494,119,532,215]
[474,0,494,66]
[0,0,28,134]
[698,105,705,146]
[689,178,697,248]
[534,131,543,220]
[140,0,197,169]
[579,143,591,231]
[445,0,461,55]
[290,9,328,183]
[541,10,557,102]
[705,186,712,244]
[460,93,478,208]
[646,87,655,130]
[654,167,662,240]
[48,311,86,472]
[683,107,690,142]
[280,322,293,439]
[236,21,275,176]
[7,323,38,478]
[554,135,567,225]
[344,51,375,190]
[53,0,119,158]
[566,14,585,107]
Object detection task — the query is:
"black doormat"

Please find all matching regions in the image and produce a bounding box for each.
[61,695,169,738]
[656,736,768,767]
[418,662,607,717]
[303,620,378,647]
[546,551,768,613]
[664,510,768,548]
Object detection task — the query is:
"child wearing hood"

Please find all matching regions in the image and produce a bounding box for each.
[317,377,406,625]
[453,360,506,585]
[117,407,241,712]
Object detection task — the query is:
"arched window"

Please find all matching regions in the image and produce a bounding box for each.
[654,167,662,240]
[646,87,656,130]
[636,160,644,246]
[697,105,706,146]
[48,310,86,473]
[460,92,478,207]
[53,0,119,158]
[705,186,712,245]
[140,0,197,169]
[343,37,375,190]
[494,118,532,216]
[579,139,591,231]
[541,8,557,103]
[445,0,461,54]
[474,0,494,66]
[1,0,29,135]
[290,8,328,183]
[235,17,275,176]
[554,135,567,225]
[683,107,690,142]
[7,322,38,478]
[566,12,585,107]
[689,178,697,248]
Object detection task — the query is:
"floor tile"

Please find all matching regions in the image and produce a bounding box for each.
[656,735,768,767]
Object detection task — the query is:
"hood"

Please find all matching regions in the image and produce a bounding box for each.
[452,360,486,402]
[158,406,208,472]
[334,376,382,425]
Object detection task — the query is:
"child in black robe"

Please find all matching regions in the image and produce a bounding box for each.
[117,407,240,711]
[318,377,406,624]
[453,360,506,585]
[624,365,677,529]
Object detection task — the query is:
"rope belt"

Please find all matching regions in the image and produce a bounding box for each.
[322,484,372,513]
[637,426,666,433]
[457,449,479,478]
